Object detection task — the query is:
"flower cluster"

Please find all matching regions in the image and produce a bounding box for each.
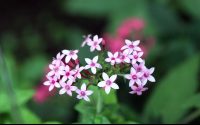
[43,34,155,101]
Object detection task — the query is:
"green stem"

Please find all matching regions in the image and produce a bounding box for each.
[179,108,200,124]
[96,88,102,114]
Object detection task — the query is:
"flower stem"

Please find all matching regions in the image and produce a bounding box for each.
[96,88,102,114]
[80,73,91,79]
[179,108,200,124]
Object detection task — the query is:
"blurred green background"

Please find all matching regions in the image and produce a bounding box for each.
[0,0,199,124]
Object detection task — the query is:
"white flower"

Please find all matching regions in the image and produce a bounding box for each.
[97,72,119,94]
[43,76,60,91]
[128,51,143,64]
[62,50,79,63]
[87,35,102,52]
[84,56,102,74]
[59,80,77,96]
[121,39,141,53]
[105,51,121,65]
[76,83,93,101]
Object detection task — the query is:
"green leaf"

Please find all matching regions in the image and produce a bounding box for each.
[93,114,111,124]
[143,53,199,124]
[43,121,62,124]
[125,121,140,124]
[0,89,34,113]
[102,89,117,104]
[182,93,200,109]
[20,107,41,124]
[74,101,96,115]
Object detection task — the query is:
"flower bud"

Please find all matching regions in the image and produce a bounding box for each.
[102,39,105,46]
[75,59,79,65]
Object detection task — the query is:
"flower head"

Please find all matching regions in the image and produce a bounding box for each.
[105,51,121,65]
[129,84,148,95]
[97,72,119,94]
[73,64,84,79]
[141,67,155,85]
[47,62,65,79]
[85,56,102,74]
[117,49,131,63]
[82,34,92,47]
[132,60,145,73]
[76,83,93,101]
[62,50,79,63]
[129,51,143,64]
[61,65,75,82]
[121,39,141,54]
[43,75,60,91]
[59,80,77,96]
[124,67,144,87]
[87,35,102,52]
[52,52,65,66]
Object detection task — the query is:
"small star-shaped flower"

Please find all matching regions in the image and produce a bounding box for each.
[73,64,84,79]
[59,80,77,96]
[52,52,65,66]
[141,67,155,85]
[62,50,79,63]
[121,39,141,53]
[128,51,143,65]
[105,51,121,65]
[47,61,65,79]
[87,35,102,52]
[84,56,102,74]
[60,65,76,82]
[43,75,60,91]
[129,84,148,95]
[117,49,131,63]
[81,34,92,47]
[76,83,93,101]
[97,72,119,94]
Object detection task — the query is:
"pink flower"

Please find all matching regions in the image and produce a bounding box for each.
[76,83,93,101]
[132,60,145,73]
[142,67,155,85]
[84,56,102,74]
[97,72,119,94]
[128,51,143,64]
[81,34,92,47]
[87,35,102,52]
[105,51,121,65]
[129,18,145,31]
[62,50,79,63]
[117,49,131,64]
[124,67,144,87]
[129,84,148,95]
[59,80,77,96]
[121,39,141,54]
[61,65,75,82]
[73,64,84,79]
[47,62,65,79]
[43,75,60,91]
[52,52,65,66]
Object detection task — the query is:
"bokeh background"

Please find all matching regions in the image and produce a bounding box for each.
[0,0,199,124]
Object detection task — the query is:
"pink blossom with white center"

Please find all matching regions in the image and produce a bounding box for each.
[105,51,121,65]
[84,56,102,74]
[76,83,93,101]
[47,61,65,79]
[117,49,131,64]
[121,39,141,53]
[73,64,84,79]
[43,76,60,91]
[128,51,143,65]
[97,72,119,94]
[52,52,65,66]
[129,84,148,96]
[141,67,155,85]
[60,65,75,82]
[87,35,102,52]
[59,80,77,97]
[124,67,144,87]
[62,50,79,63]
[132,60,145,73]
[81,34,92,47]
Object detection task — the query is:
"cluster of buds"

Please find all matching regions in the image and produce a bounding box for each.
[43,35,155,101]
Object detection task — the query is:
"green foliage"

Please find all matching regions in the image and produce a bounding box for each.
[182,93,200,109]
[0,89,34,113]
[43,121,62,124]
[102,89,117,104]
[144,53,200,123]
[20,107,41,124]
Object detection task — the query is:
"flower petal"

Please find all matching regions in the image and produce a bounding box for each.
[65,56,71,63]
[111,83,119,89]
[65,65,70,72]
[43,81,50,85]
[67,90,72,97]
[90,46,95,52]
[59,88,66,95]
[93,35,98,41]
[129,91,137,94]
[105,86,111,94]
[138,52,143,57]
[72,54,78,60]
[49,64,55,70]
[137,72,144,77]
[124,74,131,79]
[136,79,141,86]
[137,91,142,95]
[96,45,101,51]
[55,82,61,88]
[81,83,86,91]
[91,67,96,74]
[133,40,140,46]
[148,75,156,82]
[70,86,77,91]
[107,51,113,58]
[62,50,69,55]
[86,90,93,95]
[131,67,136,74]
[93,56,98,63]
[102,72,109,81]
[121,45,127,50]
[47,71,54,76]
[49,85,54,91]
[84,96,90,101]
[84,65,91,69]
[125,39,132,45]
[110,74,117,82]
[97,81,106,87]
[105,58,111,62]
[129,80,135,87]
[114,52,119,58]
[149,67,155,74]
[134,47,141,51]
[137,58,143,62]
[96,63,102,69]
[77,95,82,99]
[132,59,136,65]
